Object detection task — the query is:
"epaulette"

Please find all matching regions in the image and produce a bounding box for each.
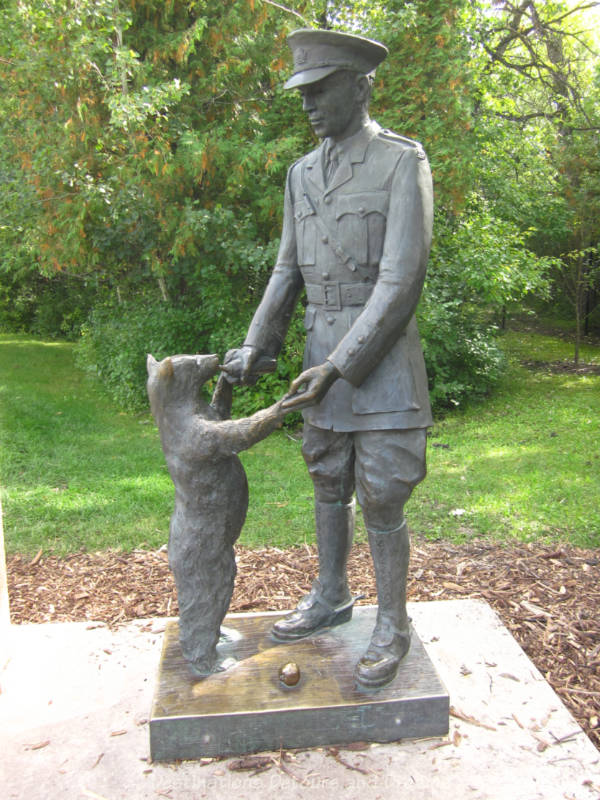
[377,128,427,160]
[289,154,306,171]
[289,146,319,174]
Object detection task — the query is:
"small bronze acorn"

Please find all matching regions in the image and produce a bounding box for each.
[279,662,301,687]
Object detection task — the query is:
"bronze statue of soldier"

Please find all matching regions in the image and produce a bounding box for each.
[224,29,433,689]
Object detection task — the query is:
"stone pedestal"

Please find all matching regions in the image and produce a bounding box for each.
[150,605,449,761]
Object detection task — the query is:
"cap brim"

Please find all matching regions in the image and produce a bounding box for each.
[283,65,340,90]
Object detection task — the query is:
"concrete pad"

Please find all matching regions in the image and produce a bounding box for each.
[0,498,10,657]
[1,600,599,800]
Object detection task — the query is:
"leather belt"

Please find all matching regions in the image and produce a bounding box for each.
[305,282,373,311]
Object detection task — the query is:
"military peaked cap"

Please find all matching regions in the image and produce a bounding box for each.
[284,29,388,90]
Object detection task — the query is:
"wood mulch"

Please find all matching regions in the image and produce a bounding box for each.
[7,538,600,750]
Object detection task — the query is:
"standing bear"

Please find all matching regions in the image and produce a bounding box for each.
[147,353,287,678]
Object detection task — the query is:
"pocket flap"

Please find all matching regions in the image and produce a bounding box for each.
[294,199,315,222]
[336,191,389,220]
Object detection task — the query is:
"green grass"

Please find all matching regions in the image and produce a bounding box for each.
[0,335,172,554]
[500,325,600,364]
[1,329,599,556]
[0,334,316,555]
[412,329,600,547]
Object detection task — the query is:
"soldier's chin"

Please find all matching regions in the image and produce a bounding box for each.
[309,120,327,137]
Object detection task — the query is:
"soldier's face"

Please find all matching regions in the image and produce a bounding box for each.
[299,70,364,141]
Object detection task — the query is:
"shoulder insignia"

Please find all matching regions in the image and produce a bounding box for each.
[378,128,427,160]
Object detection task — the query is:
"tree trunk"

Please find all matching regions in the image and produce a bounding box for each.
[574,252,583,367]
[584,286,591,337]
[158,275,169,302]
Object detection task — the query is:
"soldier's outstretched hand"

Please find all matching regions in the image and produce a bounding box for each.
[221,346,259,385]
[282,361,340,410]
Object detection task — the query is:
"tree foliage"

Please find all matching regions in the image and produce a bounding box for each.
[472,0,600,357]
[1,0,598,411]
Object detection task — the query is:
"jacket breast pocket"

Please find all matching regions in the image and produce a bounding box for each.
[294,200,316,265]
[336,191,388,266]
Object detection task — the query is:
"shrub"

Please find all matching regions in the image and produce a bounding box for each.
[418,300,505,410]
[76,299,305,417]
[76,301,219,410]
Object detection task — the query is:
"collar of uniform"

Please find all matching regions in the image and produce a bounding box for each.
[327,119,381,165]
[302,121,380,192]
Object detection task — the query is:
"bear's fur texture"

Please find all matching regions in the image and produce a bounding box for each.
[147,353,286,677]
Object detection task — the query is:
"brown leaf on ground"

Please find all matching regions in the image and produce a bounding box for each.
[7,538,600,750]
[450,705,496,732]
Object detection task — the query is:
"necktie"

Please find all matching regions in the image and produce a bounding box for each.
[324,141,339,185]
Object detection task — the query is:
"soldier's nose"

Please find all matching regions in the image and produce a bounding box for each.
[302,93,316,111]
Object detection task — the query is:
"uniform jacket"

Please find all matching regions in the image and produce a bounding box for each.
[244,119,434,432]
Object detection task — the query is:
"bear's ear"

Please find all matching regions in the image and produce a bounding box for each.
[146,353,158,376]
[158,357,174,380]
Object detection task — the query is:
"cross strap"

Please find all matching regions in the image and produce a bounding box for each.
[300,161,373,282]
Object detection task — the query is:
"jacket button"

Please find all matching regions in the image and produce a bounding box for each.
[347,348,355,356]
[358,335,365,344]
[358,206,365,215]
[321,235,328,244]
[322,272,330,280]
[326,316,335,325]
[324,195,332,204]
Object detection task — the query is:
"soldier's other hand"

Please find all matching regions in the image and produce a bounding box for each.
[282,361,340,410]
[221,346,259,385]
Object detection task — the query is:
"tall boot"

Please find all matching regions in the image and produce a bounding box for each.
[271,499,356,640]
[355,521,411,688]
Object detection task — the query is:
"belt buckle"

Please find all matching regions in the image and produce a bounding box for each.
[322,281,341,311]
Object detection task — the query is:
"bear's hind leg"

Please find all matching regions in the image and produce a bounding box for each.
[169,523,237,678]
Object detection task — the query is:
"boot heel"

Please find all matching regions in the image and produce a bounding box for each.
[331,605,353,626]
[330,592,363,627]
